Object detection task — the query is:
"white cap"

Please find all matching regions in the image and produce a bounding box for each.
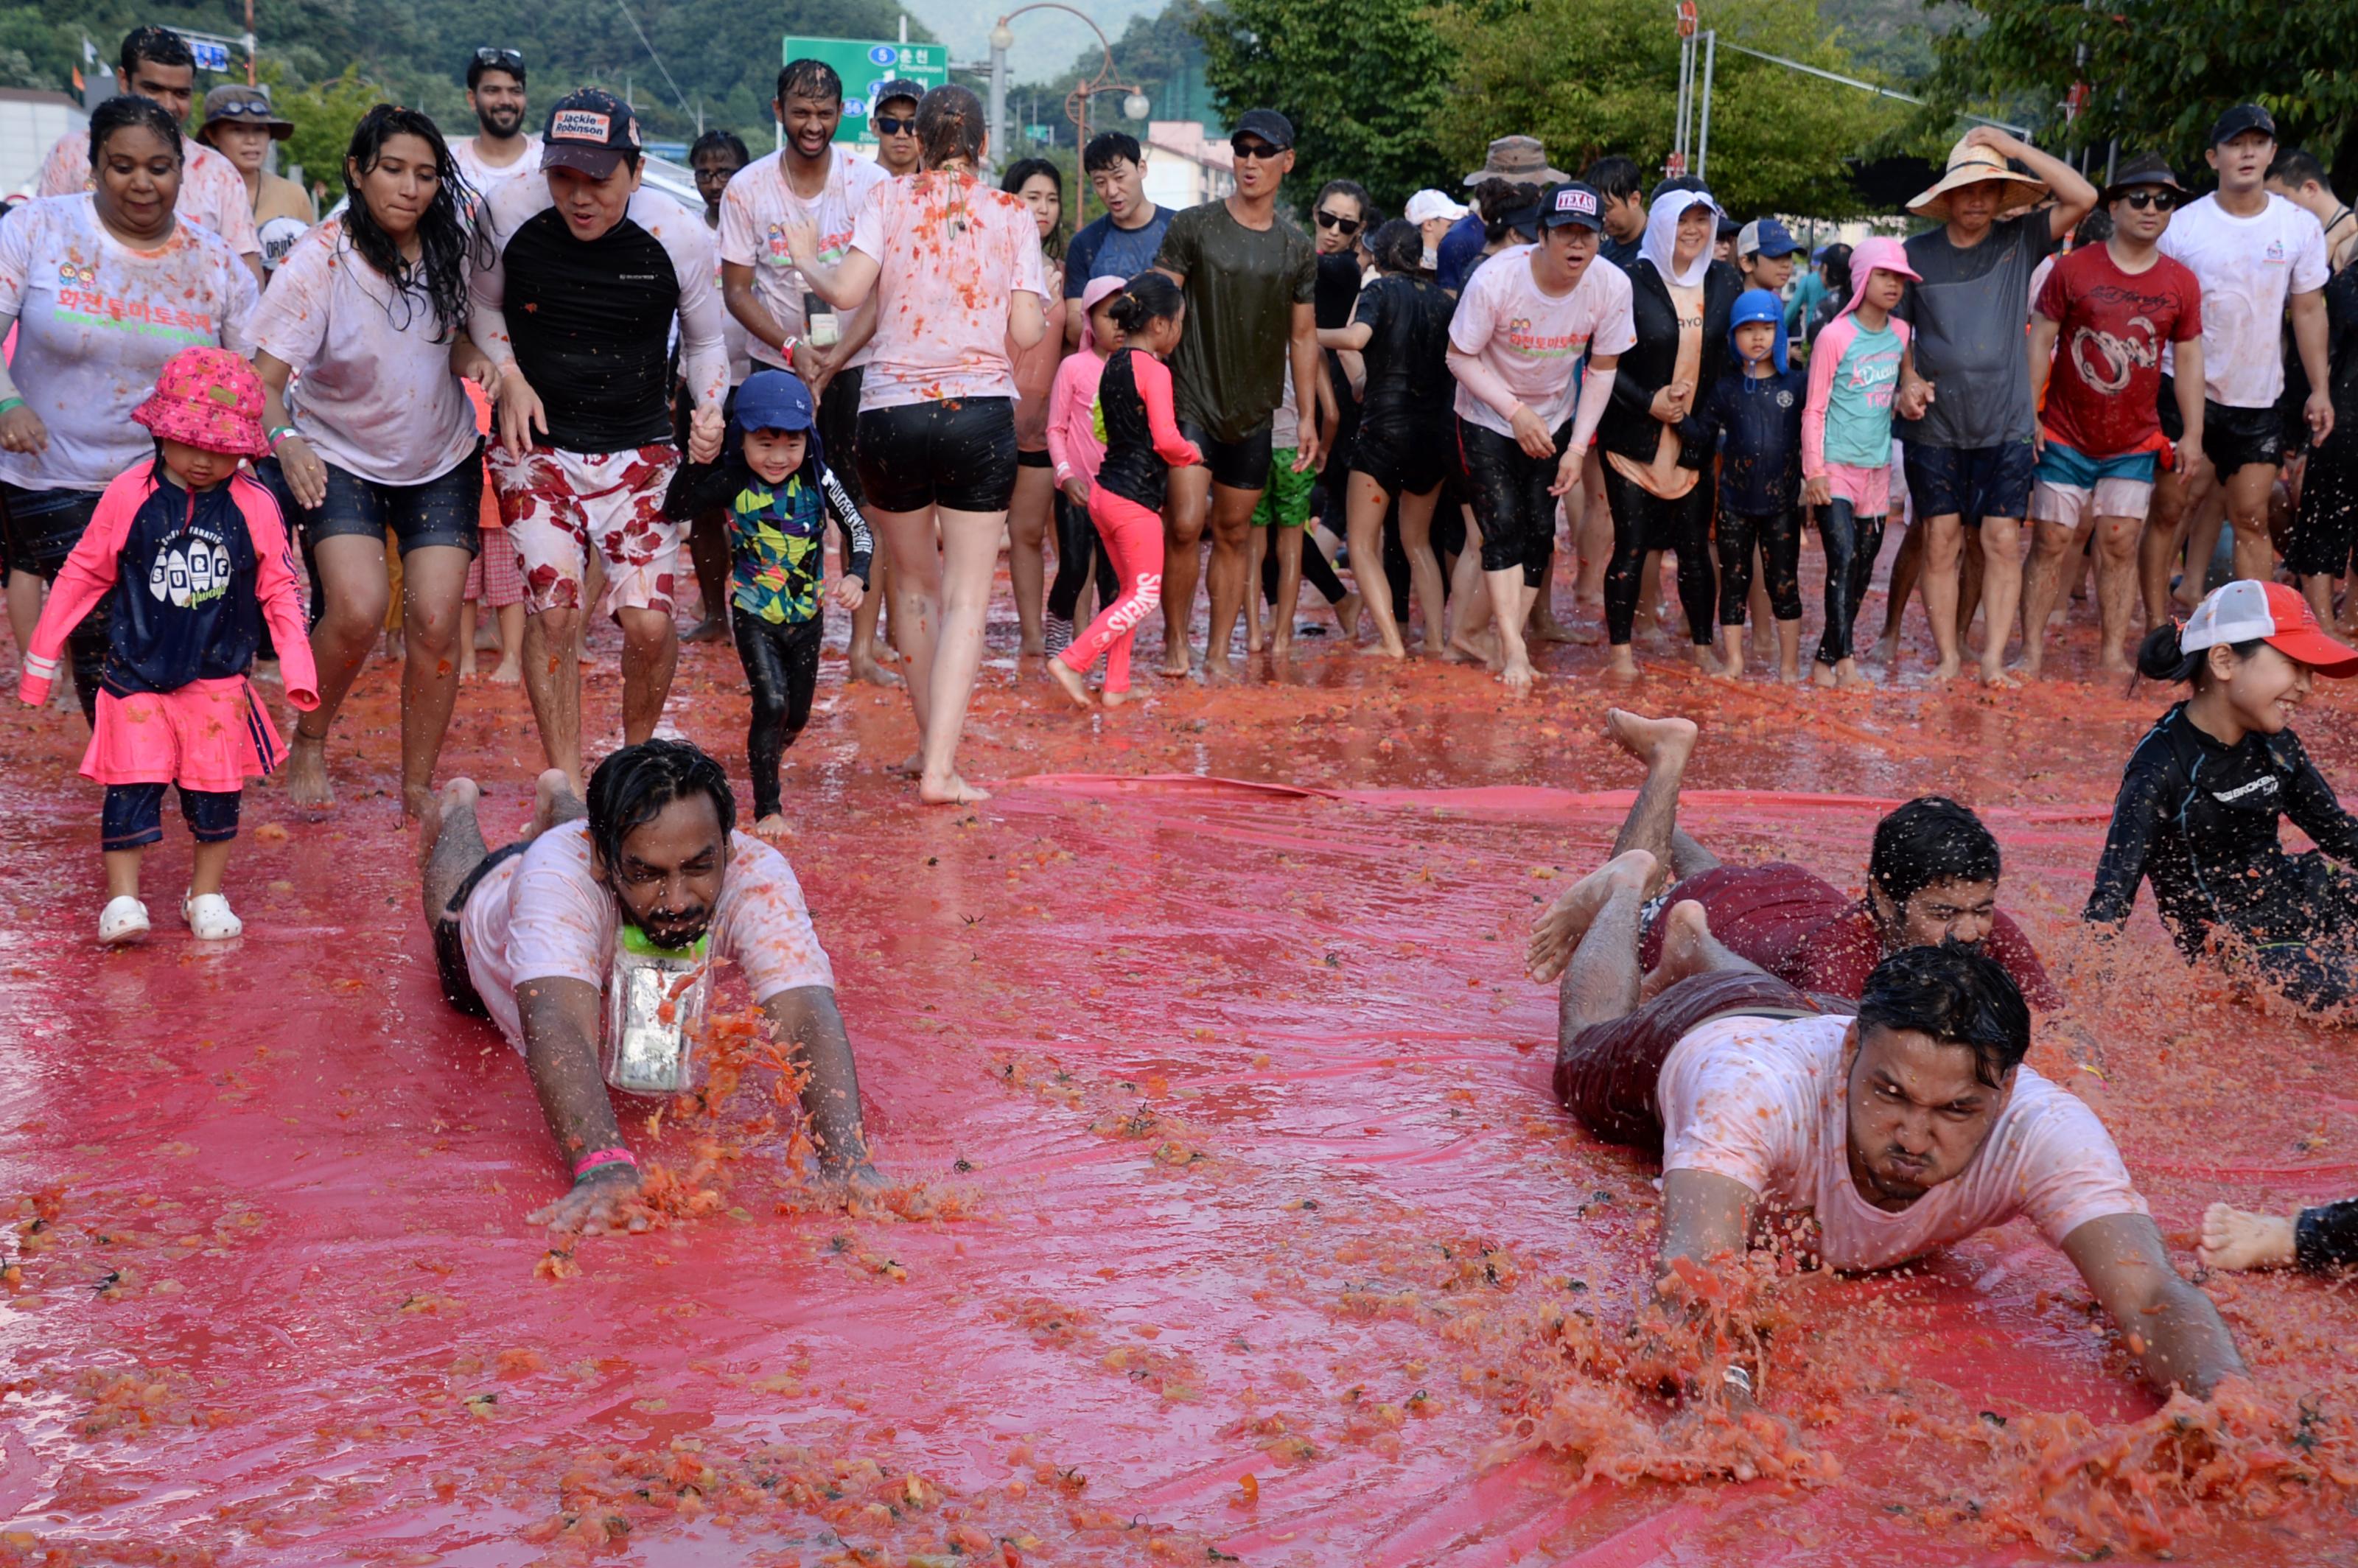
[1404,189,1469,225]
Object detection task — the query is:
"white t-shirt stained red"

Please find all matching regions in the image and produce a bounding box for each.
[2157,192,2329,408]
[248,215,482,487]
[1448,245,1637,437]
[850,171,1047,411]
[1656,1012,2146,1272]
[718,146,889,373]
[0,195,256,492]
[448,134,545,202]
[37,133,261,259]
[459,819,836,1050]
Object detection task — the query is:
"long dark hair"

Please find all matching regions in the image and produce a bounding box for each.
[339,105,481,340]
[1001,156,1063,260]
[916,85,985,171]
[2137,622,2265,688]
[1368,218,1424,276]
[88,94,183,171]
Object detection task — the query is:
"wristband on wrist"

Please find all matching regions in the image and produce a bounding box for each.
[571,1147,637,1183]
[0,396,23,416]
[267,425,299,451]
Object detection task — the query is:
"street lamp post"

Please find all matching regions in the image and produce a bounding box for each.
[988,1,1150,217]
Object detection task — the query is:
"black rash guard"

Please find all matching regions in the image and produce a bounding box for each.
[2086,701,2358,954]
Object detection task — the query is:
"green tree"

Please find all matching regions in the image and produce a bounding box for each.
[1434,0,1902,217]
[1930,0,2358,175]
[275,64,387,192]
[1193,0,1459,211]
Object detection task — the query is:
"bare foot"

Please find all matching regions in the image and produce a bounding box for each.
[1603,648,1642,681]
[1693,645,1733,679]
[1043,658,1096,710]
[1526,847,1659,982]
[1931,656,1962,684]
[1872,634,1902,668]
[282,732,335,810]
[1102,688,1132,707]
[529,768,574,838]
[1159,651,1193,679]
[1270,632,1294,662]
[402,781,434,825]
[1451,627,1501,668]
[1335,592,1364,640]
[1604,709,1698,771]
[1978,662,2023,691]
[413,774,474,867]
[1641,898,1732,999]
[2197,1203,2297,1271]
[919,772,991,805]
[1834,657,1871,690]
[382,629,405,663]
[2098,651,2134,680]
[1368,637,1407,661]
[886,752,924,777]
[458,656,479,682]
[1020,631,1047,657]
[1530,611,1575,645]
[1811,662,1839,689]
[489,658,522,686]
[1202,652,1235,682]
[753,813,791,841]
[682,617,729,645]
[1500,655,1536,696]
[848,649,903,687]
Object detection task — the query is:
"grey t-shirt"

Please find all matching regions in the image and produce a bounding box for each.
[1896,213,2057,450]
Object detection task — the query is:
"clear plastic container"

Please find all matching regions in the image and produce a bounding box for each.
[601,929,713,1094]
[804,291,840,349]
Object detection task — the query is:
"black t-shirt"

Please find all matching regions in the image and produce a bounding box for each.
[499,206,693,452]
[1315,251,1362,330]
[1351,273,1455,429]
[1154,200,1318,443]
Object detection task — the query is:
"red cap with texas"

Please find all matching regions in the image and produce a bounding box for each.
[540,88,641,180]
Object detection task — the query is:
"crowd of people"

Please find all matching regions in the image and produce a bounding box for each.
[4,26,2358,1433]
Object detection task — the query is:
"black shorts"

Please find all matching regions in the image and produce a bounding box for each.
[1456,415,1567,586]
[1556,970,1833,1152]
[818,366,864,505]
[2290,437,2358,576]
[433,841,528,1020]
[2158,375,2286,475]
[256,446,485,556]
[0,484,102,576]
[855,396,1019,514]
[1901,439,2035,527]
[1350,414,1449,497]
[1175,416,1275,492]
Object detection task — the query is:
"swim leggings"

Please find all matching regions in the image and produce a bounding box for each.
[1716,506,1803,626]
[732,608,821,821]
[1061,487,1164,696]
[1259,523,1351,606]
[1600,462,1716,647]
[2297,1197,2358,1271]
[1813,500,1885,666]
[1046,487,1122,622]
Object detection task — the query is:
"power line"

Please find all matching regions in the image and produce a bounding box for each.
[609,0,693,119]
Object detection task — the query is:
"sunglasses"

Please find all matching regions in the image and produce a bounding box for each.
[1231,141,1285,161]
[1314,209,1362,234]
[474,47,524,69]
[2119,189,2179,211]
[872,114,917,136]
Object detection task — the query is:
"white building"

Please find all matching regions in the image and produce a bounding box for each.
[0,88,85,198]
[1141,120,1232,211]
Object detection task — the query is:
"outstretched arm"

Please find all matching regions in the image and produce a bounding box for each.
[517,976,643,1233]
[760,984,880,1192]
[2062,1212,2244,1397]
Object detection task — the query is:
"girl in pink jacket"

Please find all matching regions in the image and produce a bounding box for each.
[1042,274,1128,653]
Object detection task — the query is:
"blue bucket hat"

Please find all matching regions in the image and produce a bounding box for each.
[1729,287,1789,374]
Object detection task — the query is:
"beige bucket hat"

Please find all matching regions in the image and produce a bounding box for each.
[1908,133,2049,221]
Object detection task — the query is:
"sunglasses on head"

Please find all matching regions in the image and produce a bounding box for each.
[1231,140,1284,161]
[2119,189,2178,211]
[474,47,524,69]
[212,99,277,119]
[872,114,917,136]
[1314,209,1361,234]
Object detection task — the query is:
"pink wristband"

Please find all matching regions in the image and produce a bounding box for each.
[571,1147,637,1182]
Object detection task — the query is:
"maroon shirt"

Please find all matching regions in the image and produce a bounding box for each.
[2034,243,2202,461]
[1637,861,2063,1009]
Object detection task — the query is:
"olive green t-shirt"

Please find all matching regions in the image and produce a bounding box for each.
[1154,199,1318,444]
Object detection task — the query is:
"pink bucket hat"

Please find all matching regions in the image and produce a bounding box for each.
[1077,273,1127,353]
[131,346,270,458]
[1836,235,1923,322]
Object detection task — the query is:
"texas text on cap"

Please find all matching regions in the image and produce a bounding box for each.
[1538,182,1604,232]
[2182,579,2358,676]
[1231,108,1295,152]
[2210,103,2277,146]
[542,88,643,178]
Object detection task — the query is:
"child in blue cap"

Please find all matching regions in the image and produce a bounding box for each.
[665,368,872,839]
[1701,287,1807,679]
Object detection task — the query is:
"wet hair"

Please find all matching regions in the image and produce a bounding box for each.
[1368,217,1425,276]
[341,105,481,340]
[1868,797,2002,908]
[777,58,843,107]
[1002,156,1065,259]
[88,95,183,170]
[690,130,750,168]
[1315,180,1370,219]
[120,25,193,78]
[2269,146,2332,193]
[2136,622,2267,688]
[1819,242,1854,298]
[1584,155,1642,205]
[1107,270,1185,335]
[587,739,737,872]
[466,54,525,91]
[1858,942,2032,1089]
[916,85,985,170]
[2072,207,2113,246]
[1085,131,1143,173]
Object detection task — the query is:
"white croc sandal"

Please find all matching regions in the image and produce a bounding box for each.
[98,896,150,945]
[182,892,243,941]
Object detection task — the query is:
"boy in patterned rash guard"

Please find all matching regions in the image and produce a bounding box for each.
[665,370,871,840]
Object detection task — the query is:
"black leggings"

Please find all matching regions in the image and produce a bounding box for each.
[1260,526,1351,607]
[1601,462,1716,647]
[1,486,105,722]
[1813,500,1885,666]
[732,608,822,821]
[1046,488,1121,621]
[1716,506,1803,625]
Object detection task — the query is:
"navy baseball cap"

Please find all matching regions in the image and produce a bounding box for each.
[735,369,816,435]
[1739,217,1802,259]
[1536,181,1605,232]
[2210,103,2276,147]
[872,78,926,113]
[542,88,642,178]
[1231,109,1295,153]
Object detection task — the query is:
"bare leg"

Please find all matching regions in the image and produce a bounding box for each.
[1976,516,2026,687]
[873,503,943,774]
[418,776,489,925]
[1203,480,1260,678]
[458,599,480,678]
[1920,513,1965,682]
[4,567,42,669]
[1530,714,1715,982]
[1640,897,1770,998]
[1398,486,1447,656]
[1161,463,1211,676]
[1555,851,1658,1042]
[2141,460,2201,626]
[2197,1202,2298,1271]
[1245,525,1267,652]
[849,550,900,685]
[2017,517,2082,681]
[1009,461,1053,656]
[1485,567,1537,693]
[396,545,472,821]
[1270,525,1305,660]
[284,533,394,809]
[1874,522,1925,668]
[615,603,679,746]
[519,605,585,796]
[915,505,1002,804]
[2222,463,2279,585]
[1349,475,1407,659]
[2180,485,2229,606]
[489,602,525,684]
[2092,514,2141,676]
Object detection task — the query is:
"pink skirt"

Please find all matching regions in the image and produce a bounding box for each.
[80,677,283,792]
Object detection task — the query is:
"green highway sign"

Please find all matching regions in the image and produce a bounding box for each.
[781,38,951,142]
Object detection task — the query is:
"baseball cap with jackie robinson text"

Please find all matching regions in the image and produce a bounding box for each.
[542,88,642,179]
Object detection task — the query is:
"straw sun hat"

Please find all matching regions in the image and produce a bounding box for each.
[1908,133,2049,222]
